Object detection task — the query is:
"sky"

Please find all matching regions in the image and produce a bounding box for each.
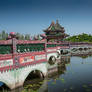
[0,0,92,36]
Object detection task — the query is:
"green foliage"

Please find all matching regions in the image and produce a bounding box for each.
[37,34,41,40]
[65,33,92,42]
[16,32,26,40]
[0,30,8,40]
[0,31,31,40]
[25,34,30,40]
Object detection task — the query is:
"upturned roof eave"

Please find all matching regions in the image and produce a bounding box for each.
[43,29,65,32]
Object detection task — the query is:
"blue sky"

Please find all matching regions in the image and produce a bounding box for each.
[0,0,92,36]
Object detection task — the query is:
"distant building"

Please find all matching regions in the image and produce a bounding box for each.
[43,20,68,42]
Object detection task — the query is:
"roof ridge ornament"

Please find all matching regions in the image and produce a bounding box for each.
[56,20,59,24]
[51,21,55,26]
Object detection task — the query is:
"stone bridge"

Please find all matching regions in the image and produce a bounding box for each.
[0,62,47,89]
[69,42,92,55]
[1,33,92,90]
[0,33,62,90]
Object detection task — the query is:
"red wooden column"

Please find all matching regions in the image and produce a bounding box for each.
[9,32,19,69]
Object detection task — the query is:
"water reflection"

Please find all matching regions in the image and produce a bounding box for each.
[23,79,48,92]
[48,56,92,92]
[1,55,92,92]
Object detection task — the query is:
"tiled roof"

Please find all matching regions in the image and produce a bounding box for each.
[44,20,64,32]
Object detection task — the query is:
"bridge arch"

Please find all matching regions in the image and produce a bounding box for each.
[23,69,45,86]
[18,63,48,86]
[84,47,88,51]
[0,70,16,90]
[0,80,11,90]
[47,53,57,61]
[79,48,83,51]
[60,49,69,55]
[48,55,56,65]
[23,69,44,85]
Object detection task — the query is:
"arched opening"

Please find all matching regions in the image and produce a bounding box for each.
[0,81,10,91]
[84,48,88,51]
[23,70,44,91]
[71,48,77,52]
[60,50,63,54]
[88,47,91,50]
[24,70,44,82]
[48,56,56,65]
[79,48,83,51]
[61,50,69,55]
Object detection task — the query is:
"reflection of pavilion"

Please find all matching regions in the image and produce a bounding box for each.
[60,56,71,64]
[48,61,68,79]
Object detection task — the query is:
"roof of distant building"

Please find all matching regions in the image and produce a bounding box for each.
[44,20,65,32]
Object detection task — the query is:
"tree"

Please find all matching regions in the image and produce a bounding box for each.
[16,32,21,39]
[1,30,7,40]
[65,33,92,42]
[5,33,8,39]
[0,34,2,40]
[37,34,41,40]
[25,34,30,40]
[20,35,25,40]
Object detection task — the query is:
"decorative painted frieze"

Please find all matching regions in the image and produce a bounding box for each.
[19,56,34,64]
[0,59,13,68]
[47,49,57,52]
[35,54,46,61]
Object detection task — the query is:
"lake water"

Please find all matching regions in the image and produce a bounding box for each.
[47,56,92,92]
[0,55,92,92]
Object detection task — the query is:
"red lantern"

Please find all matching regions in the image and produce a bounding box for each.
[10,32,15,36]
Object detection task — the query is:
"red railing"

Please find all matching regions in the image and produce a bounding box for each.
[0,36,47,71]
[0,34,76,71]
[69,42,92,45]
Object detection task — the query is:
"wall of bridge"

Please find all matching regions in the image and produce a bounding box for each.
[47,53,58,61]
[70,44,92,55]
[0,62,47,89]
